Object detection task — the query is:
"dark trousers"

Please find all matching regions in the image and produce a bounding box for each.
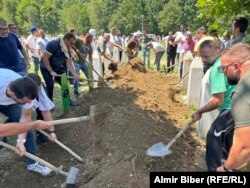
[167,52,176,73]
[206,110,234,171]
[40,66,62,101]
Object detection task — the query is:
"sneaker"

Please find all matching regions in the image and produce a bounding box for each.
[27,162,52,176]
[69,100,79,107]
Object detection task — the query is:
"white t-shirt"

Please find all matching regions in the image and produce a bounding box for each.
[0,68,53,111]
[175,31,187,53]
[36,37,50,55]
[151,42,165,52]
[22,85,54,111]
[26,34,38,57]
[0,68,22,105]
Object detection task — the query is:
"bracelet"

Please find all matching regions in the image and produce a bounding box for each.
[16,139,26,143]
[223,165,233,172]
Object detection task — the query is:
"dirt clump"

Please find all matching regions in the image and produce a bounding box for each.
[0,64,206,188]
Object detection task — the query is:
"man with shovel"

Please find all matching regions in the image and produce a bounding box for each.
[192,40,235,171]
[217,43,250,172]
[0,68,52,176]
[40,32,80,106]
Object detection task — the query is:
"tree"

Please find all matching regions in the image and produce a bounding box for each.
[16,0,43,34]
[40,2,60,35]
[197,0,250,33]
[158,0,181,34]
[87,0,121,32]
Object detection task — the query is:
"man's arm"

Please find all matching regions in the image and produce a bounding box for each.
[0,121,51,137]
[42,52,57,76]
[41,111,57,141]
[217,126,250,171]
[16,108,32,155]
[66,58,80,79]
[20,45,31,69]
[192,93,224,122]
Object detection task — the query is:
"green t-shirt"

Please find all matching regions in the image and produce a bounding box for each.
[209,58,235,111]
[232,70,250,128]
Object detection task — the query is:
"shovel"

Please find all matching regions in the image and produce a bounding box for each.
[49,104,106,125]
[78,53,108,87]
[38,130,83,162]
[0,141,79,186]
[147,119,193,157]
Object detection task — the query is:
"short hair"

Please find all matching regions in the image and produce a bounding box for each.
[27,73,42,86]
[200,39,220,50]
[222,43,250,64]
[233,17,249,33]
[196,27,206,35]
[9,77,38,100]
[63,32,76,40]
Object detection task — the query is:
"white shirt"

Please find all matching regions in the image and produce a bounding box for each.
[26,34,38,57]
[36,37,50,55]
[151,42,165,52]
[0,69,22,105]
[23,85,54,111]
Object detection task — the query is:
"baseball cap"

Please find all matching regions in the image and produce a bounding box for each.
[30,26,38,32]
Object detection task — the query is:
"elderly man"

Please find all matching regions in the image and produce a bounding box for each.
[40,32,80,105]
[217,43,250,172]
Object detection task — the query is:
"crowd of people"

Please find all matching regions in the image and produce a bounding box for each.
[0,15,249,179]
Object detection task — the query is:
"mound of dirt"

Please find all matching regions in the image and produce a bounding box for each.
[0,64,206,188]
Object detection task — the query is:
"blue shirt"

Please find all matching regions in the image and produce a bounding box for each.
[0,33,24,73]
[41,39,67,74]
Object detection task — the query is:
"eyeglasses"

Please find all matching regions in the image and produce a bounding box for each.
[218,63,234,73]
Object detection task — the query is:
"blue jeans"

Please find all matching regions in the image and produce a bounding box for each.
[155,51,164,72]
[142,49,150,69]
[0,104,37,165]
[73,62,89,92]
[32,56,40,74]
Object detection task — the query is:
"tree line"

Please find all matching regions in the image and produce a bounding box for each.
[0,0,249,36]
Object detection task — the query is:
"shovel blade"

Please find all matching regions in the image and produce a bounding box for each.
[146,142,172,157]
[66,167,79,185]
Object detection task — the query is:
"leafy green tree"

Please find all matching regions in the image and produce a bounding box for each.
[108,0,143,34]
[197,0,250,33]
[16,0,43,34]
[0,0,20,25]
[87,0,121,32]
[40,2,60,35]
[159,0,181,34]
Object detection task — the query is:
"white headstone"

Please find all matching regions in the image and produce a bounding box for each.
[92,50,103,87]
[181,52,193,90]
[187,57,203,108]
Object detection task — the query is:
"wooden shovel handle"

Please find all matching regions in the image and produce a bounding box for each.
[38,130,83,162]
[49,116,89,125]
[0,141,68,176]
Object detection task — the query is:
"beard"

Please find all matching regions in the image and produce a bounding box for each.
[227,77,239,85]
